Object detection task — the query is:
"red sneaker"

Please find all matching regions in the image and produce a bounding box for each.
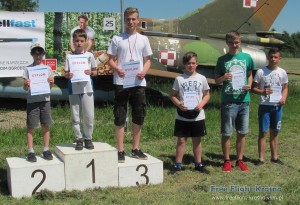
[236,160,249,171]
[222,160,232,172]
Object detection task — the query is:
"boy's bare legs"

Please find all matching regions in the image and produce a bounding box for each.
[235,133,249,170]
[26,127,37,162]
[26,127,34,151]
[270,129,279,159]
[222,136,230,160]
[42,125,50,149]
[192,137,202,163]
[258,132,268,161]
[115,125,125,151]
[132,123,142,150]
[236,133,246,161]
[176,137,187,163]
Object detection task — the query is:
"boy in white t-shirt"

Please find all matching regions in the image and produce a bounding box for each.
[64,29,97,150]
[252,47,288,166]
[170,51,211,174]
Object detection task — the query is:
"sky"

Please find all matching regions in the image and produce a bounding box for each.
[38,0,299,34]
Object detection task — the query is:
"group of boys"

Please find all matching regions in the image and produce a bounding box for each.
[23,8,288,175]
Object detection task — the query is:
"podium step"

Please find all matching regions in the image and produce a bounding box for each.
[6,155,65,198]
[118,153,163,187]
[55,142,118,191]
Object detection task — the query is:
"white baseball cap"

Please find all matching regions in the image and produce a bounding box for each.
[30,42,45,52]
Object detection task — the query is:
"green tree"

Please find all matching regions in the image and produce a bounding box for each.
[0,0,39,11]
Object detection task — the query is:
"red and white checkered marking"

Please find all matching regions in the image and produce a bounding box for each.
[159,50,177,67]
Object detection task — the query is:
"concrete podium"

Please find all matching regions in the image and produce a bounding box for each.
[6,155,65,198]
[55,142,118,191]
[118,154,163,187]
[6,142,164,197]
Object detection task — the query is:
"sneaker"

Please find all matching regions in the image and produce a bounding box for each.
[131,149,148,160]
[42,150,53,160]
[75,139,83,150]
[255,160,265,166]
[271,158,284,165]
[222,160,232,172]
[84,139,94,150]
[118,151,126,163]
[236,160,249,171]
[169,165,182,175]
[27,152,37,162]
[195,165,210,174]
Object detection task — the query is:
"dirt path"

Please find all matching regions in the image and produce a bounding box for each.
[0,110,26,130]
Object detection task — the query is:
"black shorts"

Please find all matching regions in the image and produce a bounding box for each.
[113,85,146,126]
[174,119,207,138]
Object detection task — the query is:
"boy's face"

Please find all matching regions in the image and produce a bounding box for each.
[226,37,240,54]
[184,57,198,75]
[125,12,139,33]
[267,52,281,68]
[31,50,45,64]
[73,36,86,52]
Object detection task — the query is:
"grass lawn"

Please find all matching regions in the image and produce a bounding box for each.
[0,58,299,204]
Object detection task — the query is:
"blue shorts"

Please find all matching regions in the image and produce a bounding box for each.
[258,105,282,133]
[221,102,249,136]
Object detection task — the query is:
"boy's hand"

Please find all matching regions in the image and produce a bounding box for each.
[48,76,54,85]
[137,71,146,80]
[243,84,252,91]
[24,79,30,88]
[178,103,188,111]
[264,87,273,96]
[224,73,232,81]
[116,68,125,77]
[64,72,73,79]
[84,69,91,75]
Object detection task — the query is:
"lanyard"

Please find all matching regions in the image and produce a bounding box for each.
[127,33,137,61]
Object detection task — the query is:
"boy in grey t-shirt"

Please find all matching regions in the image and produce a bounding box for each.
[23,42,54,162]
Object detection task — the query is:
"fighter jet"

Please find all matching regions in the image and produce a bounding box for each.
[0,0,288,102]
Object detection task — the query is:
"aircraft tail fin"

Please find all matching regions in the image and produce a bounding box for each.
[140,0,288,37]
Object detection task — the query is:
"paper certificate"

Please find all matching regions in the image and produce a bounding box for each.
[68,56,90,83]
[269,85,282,103]
[231,70,245,89]
[28,66,50,96]
[184,92,198,110]
[122,60,141,88]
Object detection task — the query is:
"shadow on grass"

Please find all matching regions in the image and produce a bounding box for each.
[205,152,257,165]
[0,168,10,195]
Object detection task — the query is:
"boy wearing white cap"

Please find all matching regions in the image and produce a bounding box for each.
[23,42,54,162]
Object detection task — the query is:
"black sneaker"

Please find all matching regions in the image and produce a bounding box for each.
[118,151,126,163]
[27,152,37,162]
[75,139,83,150]
[255,160,265,166]
[43,150,53,160]
[131,149,148,160]
[169,166,182,175]
[195,165,210,174]
[84,139,94,150]
[271,158,284,165]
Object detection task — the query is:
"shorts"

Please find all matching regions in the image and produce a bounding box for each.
[221,102,249,136]
[174,119,207,137]
[113,85,146,126]
[258,105,282,133]
[27,101,52,128]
